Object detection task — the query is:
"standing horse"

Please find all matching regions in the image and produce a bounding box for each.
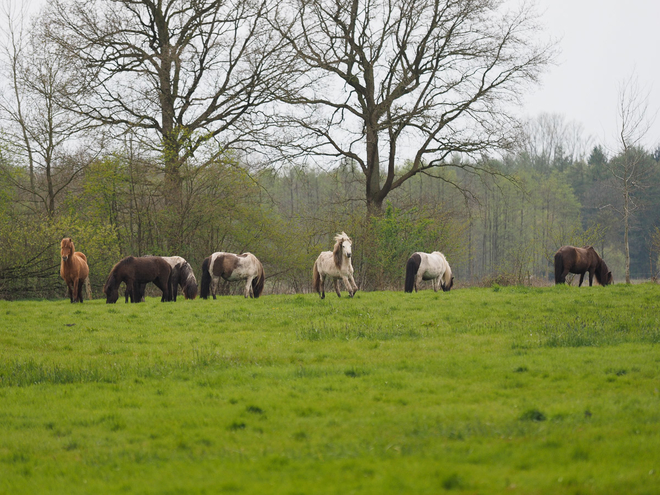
[103,256,171,303]
[554,245,613,286]
[404,251,454,293]
[200,252,265,299]
[312,232,358,299]
[59,237,90,303]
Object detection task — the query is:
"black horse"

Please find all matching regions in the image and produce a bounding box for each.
[103,256,171,303]
[554,245,613,286]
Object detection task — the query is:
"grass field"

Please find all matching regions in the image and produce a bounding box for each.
[1,284,659,494]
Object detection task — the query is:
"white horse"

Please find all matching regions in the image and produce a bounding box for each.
[200,252,265,299]
[313,232,358,298]
[404,251,454,292]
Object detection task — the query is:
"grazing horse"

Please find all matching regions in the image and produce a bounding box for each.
[103,256,171,303]
[404,251,454,293]
[59,237,90,303]
[200,252,265,299]
[163,256,198,301]
[312,232,358,299]
[130,256,198,302]
[554,245,613,286]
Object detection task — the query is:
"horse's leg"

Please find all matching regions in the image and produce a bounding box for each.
[578,273,585,287]
[71,278,80,302]
[340,275,354,297]
[244,277,253,298]
[415,273,423,292]
[349,274,358,295]
[319,274,325,299]
[334,278,341,297]
[588,270,594,287]
[76,278,84,303]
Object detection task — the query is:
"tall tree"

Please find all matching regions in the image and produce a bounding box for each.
[269,0,554,216]
[44,0,288,211]
[611,75,655,283]
[0,4,92,218]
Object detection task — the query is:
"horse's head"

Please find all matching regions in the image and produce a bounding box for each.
[596,259,614,286]
[333,232,353,267]
[60,238,74,262]
[181,263,198,300]
[442,276,455,292]
[103,274,119,303]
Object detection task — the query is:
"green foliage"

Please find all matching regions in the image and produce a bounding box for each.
[0,285,659,493]
[367,202,464,289]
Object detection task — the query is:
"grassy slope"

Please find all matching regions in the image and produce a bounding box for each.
[0,284,659,494]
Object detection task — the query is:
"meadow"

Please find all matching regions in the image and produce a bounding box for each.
[0,284,659,494]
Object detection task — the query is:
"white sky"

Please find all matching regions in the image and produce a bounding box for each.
[522,0,660,152]
[4,0,660,156]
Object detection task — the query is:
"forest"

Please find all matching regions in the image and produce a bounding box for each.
[0,0,659,299]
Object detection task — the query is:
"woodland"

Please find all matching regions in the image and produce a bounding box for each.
[0,0,659,299]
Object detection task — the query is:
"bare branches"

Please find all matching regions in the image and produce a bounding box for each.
[269,0,554,213]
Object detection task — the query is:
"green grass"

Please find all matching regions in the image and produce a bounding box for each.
[1,284,659,494]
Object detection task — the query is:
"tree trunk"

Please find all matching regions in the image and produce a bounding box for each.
[624,186,631,284]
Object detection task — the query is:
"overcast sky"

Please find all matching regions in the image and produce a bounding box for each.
[522,0,660,153]
[4,0,659,155]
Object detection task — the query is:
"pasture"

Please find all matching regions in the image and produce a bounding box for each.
[0,284,659,494]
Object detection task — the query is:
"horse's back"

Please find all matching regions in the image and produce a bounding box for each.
[74,252,88,263]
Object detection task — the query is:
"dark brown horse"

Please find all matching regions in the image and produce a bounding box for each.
[60,238,90,303]
[103,256,171,303]
[129,256,198,302]
[554,246,613,286]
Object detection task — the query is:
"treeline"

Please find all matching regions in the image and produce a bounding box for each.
[0,1,658,298]
[1,124,659,299]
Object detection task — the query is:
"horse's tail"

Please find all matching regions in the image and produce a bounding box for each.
[252,263,265,298]
[84,276,92,300]
[554,251,564,284]
[199,256,211,299]
[312,261,321,295]
[404,254,420,293]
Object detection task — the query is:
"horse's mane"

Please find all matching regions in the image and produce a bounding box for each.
[332,232,351,269]
[432,251,453,290]
[180,261,198,299]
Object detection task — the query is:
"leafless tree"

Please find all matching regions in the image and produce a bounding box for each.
[44,0,290,201]
[519,113,591,171]
[268,0,555,216]
[0,3,93,217]
[610,75,656,283]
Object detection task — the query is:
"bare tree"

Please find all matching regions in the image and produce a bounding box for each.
[519,113,591,171]
[610,75,655,283]
[44,0,289,203]
[0,3,93,217]
[269,0,554,216]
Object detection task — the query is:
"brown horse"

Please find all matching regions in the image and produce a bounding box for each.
[60,238,90,303]
[554,245,613,286]
[103,256,171,303]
